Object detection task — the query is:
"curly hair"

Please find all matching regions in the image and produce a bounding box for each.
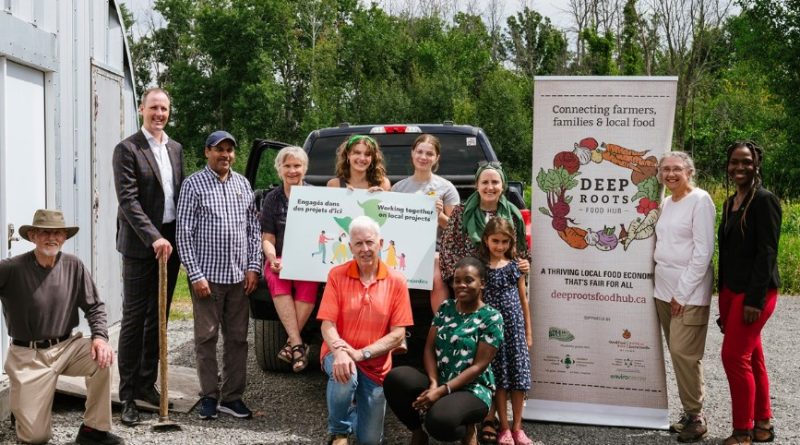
[723,140,764,236]
[479,216,518,261]
[334,135,387,187]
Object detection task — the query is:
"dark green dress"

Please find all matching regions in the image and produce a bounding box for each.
[433,299,504,407]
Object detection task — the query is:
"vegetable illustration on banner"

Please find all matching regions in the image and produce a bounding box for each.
[537,136,660,252]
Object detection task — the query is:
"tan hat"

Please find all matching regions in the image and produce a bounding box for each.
[18,209,79,242]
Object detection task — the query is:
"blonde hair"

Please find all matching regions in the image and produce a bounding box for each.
[274,146,308,180]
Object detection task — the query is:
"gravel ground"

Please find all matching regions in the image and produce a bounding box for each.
[1,296,797,445]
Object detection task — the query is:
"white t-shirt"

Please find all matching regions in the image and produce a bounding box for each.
[653,188,716,306]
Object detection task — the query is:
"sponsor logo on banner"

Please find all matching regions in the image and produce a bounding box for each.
[527,77,674,428]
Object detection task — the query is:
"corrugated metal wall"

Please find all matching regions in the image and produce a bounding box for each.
[0,0,138,369]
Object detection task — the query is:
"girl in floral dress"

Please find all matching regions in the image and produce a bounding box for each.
[479,217,532,445]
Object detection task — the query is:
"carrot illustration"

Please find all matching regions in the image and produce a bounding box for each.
[602,151,658,172]
[602,150,643,170]
[601,142,649,157]
[558,226,589,249]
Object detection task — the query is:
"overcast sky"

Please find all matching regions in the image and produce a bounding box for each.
[120,0,572,36]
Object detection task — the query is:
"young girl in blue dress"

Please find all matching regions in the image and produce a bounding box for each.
[479,217,532,445]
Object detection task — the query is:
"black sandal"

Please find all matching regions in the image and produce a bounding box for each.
[478,418,498,444]
[291,343,309,373]
[277,340,292,363]
[753,424,775,442]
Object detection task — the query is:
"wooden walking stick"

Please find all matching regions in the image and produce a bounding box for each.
[153,255,180,431]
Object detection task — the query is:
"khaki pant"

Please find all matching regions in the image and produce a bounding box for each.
[191,281,249,402]
[4,334,112,444]
[655,299,710,415]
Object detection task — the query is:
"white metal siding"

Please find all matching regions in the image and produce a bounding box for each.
[0,0,139,344]
[0,59,48,368]
[91,65,125,324]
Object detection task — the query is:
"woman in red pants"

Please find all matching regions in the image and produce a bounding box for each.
[717,141,782,445]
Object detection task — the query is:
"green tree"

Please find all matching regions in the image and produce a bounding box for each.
[579,27,617,75]
[619,0,644,75]
[505,8,568,78]
[726,1,800,195]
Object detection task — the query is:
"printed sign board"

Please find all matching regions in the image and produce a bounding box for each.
[527,76,677,429]
[280,187,438,289]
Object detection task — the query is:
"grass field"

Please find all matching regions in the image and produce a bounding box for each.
[705,184,800,295]
[170,268,193,321]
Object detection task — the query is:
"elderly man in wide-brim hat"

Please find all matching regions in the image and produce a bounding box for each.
[0,209,124,445]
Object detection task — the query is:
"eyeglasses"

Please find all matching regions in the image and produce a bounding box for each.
[346,134,377,148]
[659,167,685,173]
[477,161,502,168]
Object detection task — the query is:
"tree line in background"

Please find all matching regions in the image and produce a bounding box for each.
[121,0,800,198]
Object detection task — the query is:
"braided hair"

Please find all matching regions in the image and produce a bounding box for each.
[723,140,763,235]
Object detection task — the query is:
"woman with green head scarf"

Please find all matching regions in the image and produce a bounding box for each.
[439,162,529,286]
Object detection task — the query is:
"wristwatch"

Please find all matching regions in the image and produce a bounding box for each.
[362,349,372,360]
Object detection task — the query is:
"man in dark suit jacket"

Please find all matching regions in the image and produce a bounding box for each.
[112,87,184,426]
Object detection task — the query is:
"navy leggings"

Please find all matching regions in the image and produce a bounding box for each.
[384,366,488,442]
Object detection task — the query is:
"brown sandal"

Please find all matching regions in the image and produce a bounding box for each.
[478,418,498,444]
[723,430,753,445]
[753,423,775,442]
[291,343,309,372]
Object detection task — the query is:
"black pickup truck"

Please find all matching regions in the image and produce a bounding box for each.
[244,123,529,372]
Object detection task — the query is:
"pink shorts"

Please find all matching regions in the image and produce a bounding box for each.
[264,258,319,304]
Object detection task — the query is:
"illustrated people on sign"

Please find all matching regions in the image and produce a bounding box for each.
[392,134,460,311]
[0,209,123,445]
[112,87,184,426]
[399,253,407,271]
[478,217,533,445]
[317,216,413,445]
[331,233,350,264]
[176,131,261,420]
[326,134,391,191]
[311,230,334,263]
[653,152,715,443]
[384,256,503,445]
[717,141,782,445]
[384,240,398,269]
[259,146,320,373]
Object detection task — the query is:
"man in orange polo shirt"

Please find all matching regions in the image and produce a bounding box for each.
[318,215,413,445]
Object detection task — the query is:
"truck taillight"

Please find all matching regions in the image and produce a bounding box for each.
[521,209,532,249]
[370,125,422,134]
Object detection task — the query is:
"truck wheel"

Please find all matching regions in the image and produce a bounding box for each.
[253,319,292,372]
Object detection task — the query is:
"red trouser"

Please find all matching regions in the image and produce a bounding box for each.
[719,286,777,430]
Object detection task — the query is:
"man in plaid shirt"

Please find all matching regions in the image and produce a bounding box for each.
[176,130,261,420]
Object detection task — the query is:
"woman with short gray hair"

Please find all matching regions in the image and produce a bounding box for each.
[259,145,319,372]
[653,151,715,442]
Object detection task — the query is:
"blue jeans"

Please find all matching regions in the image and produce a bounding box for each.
[323,353,386,445]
